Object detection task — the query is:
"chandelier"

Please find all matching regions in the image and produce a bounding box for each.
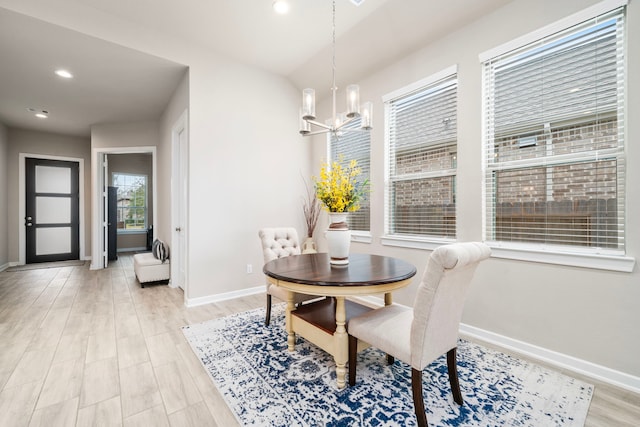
[299,0,373,136]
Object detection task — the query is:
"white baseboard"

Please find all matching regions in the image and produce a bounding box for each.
[343,295,640,394]
[185,285,264,308]
[0,263,9,272]
[460,323,640,394]
[181,290,640,393]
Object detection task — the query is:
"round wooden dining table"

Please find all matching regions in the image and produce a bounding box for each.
[263,252,417,389]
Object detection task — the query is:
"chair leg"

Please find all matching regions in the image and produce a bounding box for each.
[265,294,272,326]
[447,348,463,405]
[411,368,428,427]
[348,335,357,386]
[386,355,395,365]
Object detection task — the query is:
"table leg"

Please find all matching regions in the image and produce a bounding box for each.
[383,292,395,364]
[384,292,393,306]
[334,296,348,389]
[286,290,295,352]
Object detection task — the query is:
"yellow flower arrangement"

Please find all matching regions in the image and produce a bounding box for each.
[314,156,369,213]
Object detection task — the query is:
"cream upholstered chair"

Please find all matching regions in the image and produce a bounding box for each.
[259,227,320,326]
[347,242,491,427]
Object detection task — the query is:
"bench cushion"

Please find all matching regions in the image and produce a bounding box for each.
[133,252,170,284]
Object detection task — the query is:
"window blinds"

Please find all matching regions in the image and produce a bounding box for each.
[483,8,625,251]
[330,117,371,231]
[386,74,457,237]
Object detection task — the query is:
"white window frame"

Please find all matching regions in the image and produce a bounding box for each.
[480,0,634,272]
[112,172,148,234]
[382,65,458,249]
[327,117,372,242]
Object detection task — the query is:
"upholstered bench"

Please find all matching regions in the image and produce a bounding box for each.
[133,252,170,287]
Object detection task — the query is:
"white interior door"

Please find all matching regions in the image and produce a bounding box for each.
[172,111,188,290]
[102,153,109,268]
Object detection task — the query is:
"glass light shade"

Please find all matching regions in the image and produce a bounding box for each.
[360,101,373,130]
[299,109,310,135]
[302,88,316,120]
[346,84,360,118]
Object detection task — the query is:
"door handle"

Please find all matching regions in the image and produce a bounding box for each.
[26,222,33,227]
[26,216,32,221]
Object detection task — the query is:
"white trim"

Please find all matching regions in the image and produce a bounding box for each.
[111,171,150,231]
[117,230,147,235]
[459,323,640,394]
[171,109,189,297]
[346,294,640,393]
[185,285,264,308]
[18,153,85,266]
[382,64,458,102]
[117,246,146,253]
[488,244,635,272]
[91,146,157,270]
[0,263,9,272]
[351,231,372,244]
[349,294,385,308]
[479,0,628,62]
[381,235,456,251]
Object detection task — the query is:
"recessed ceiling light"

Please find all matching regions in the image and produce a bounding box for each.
[27,107,49,118]
[55,69,73,79]
[273,0,289,14]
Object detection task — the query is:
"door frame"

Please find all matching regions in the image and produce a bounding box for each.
[90,146,157,270]
[171,109,189,298]
[18,153,85,266]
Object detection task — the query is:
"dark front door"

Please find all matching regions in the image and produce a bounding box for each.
[25,158,80,263]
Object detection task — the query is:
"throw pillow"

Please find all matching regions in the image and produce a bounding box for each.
[152,239,170,263]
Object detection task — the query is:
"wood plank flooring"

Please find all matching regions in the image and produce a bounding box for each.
[0,254,638,426]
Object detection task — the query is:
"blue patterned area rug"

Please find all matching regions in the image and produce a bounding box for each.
[182,305,593,427]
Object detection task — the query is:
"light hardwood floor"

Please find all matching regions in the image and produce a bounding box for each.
[0,254,638,426]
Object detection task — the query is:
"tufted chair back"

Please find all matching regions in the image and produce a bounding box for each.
[259,227,314,326]
[410,242,491,370]
[259,227,301,264]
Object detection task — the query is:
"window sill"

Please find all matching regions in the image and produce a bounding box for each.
[117,230,148,235]
[381,235,456,250]
[487,243,635,272]
[381,236,635,272]
[351,231,372,244]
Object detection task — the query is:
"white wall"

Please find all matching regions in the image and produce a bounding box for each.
[185,59,309,301]
[91,121,159,150]
[311,0,640,380]
[6,0,636,385]
[159,70,188,250]
[0,122,8,269]
[4,3,312,302]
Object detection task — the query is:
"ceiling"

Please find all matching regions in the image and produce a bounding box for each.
[0,0,512,137]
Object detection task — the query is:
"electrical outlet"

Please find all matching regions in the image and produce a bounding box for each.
[246,264,253,274]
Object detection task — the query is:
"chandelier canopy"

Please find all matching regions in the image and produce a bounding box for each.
[299,0,372,136]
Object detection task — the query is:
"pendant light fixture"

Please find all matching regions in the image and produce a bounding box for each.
[299,0,372,136]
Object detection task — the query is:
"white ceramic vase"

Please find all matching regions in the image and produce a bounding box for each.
[325,212,351,265]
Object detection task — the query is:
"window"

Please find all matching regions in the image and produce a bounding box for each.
[384,68,457,239]
[112,173,147,231]
[329,117,371,232]
[482,7,626,255]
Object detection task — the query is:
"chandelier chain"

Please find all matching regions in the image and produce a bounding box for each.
[299,0,372,136]
[331,0,337,122]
